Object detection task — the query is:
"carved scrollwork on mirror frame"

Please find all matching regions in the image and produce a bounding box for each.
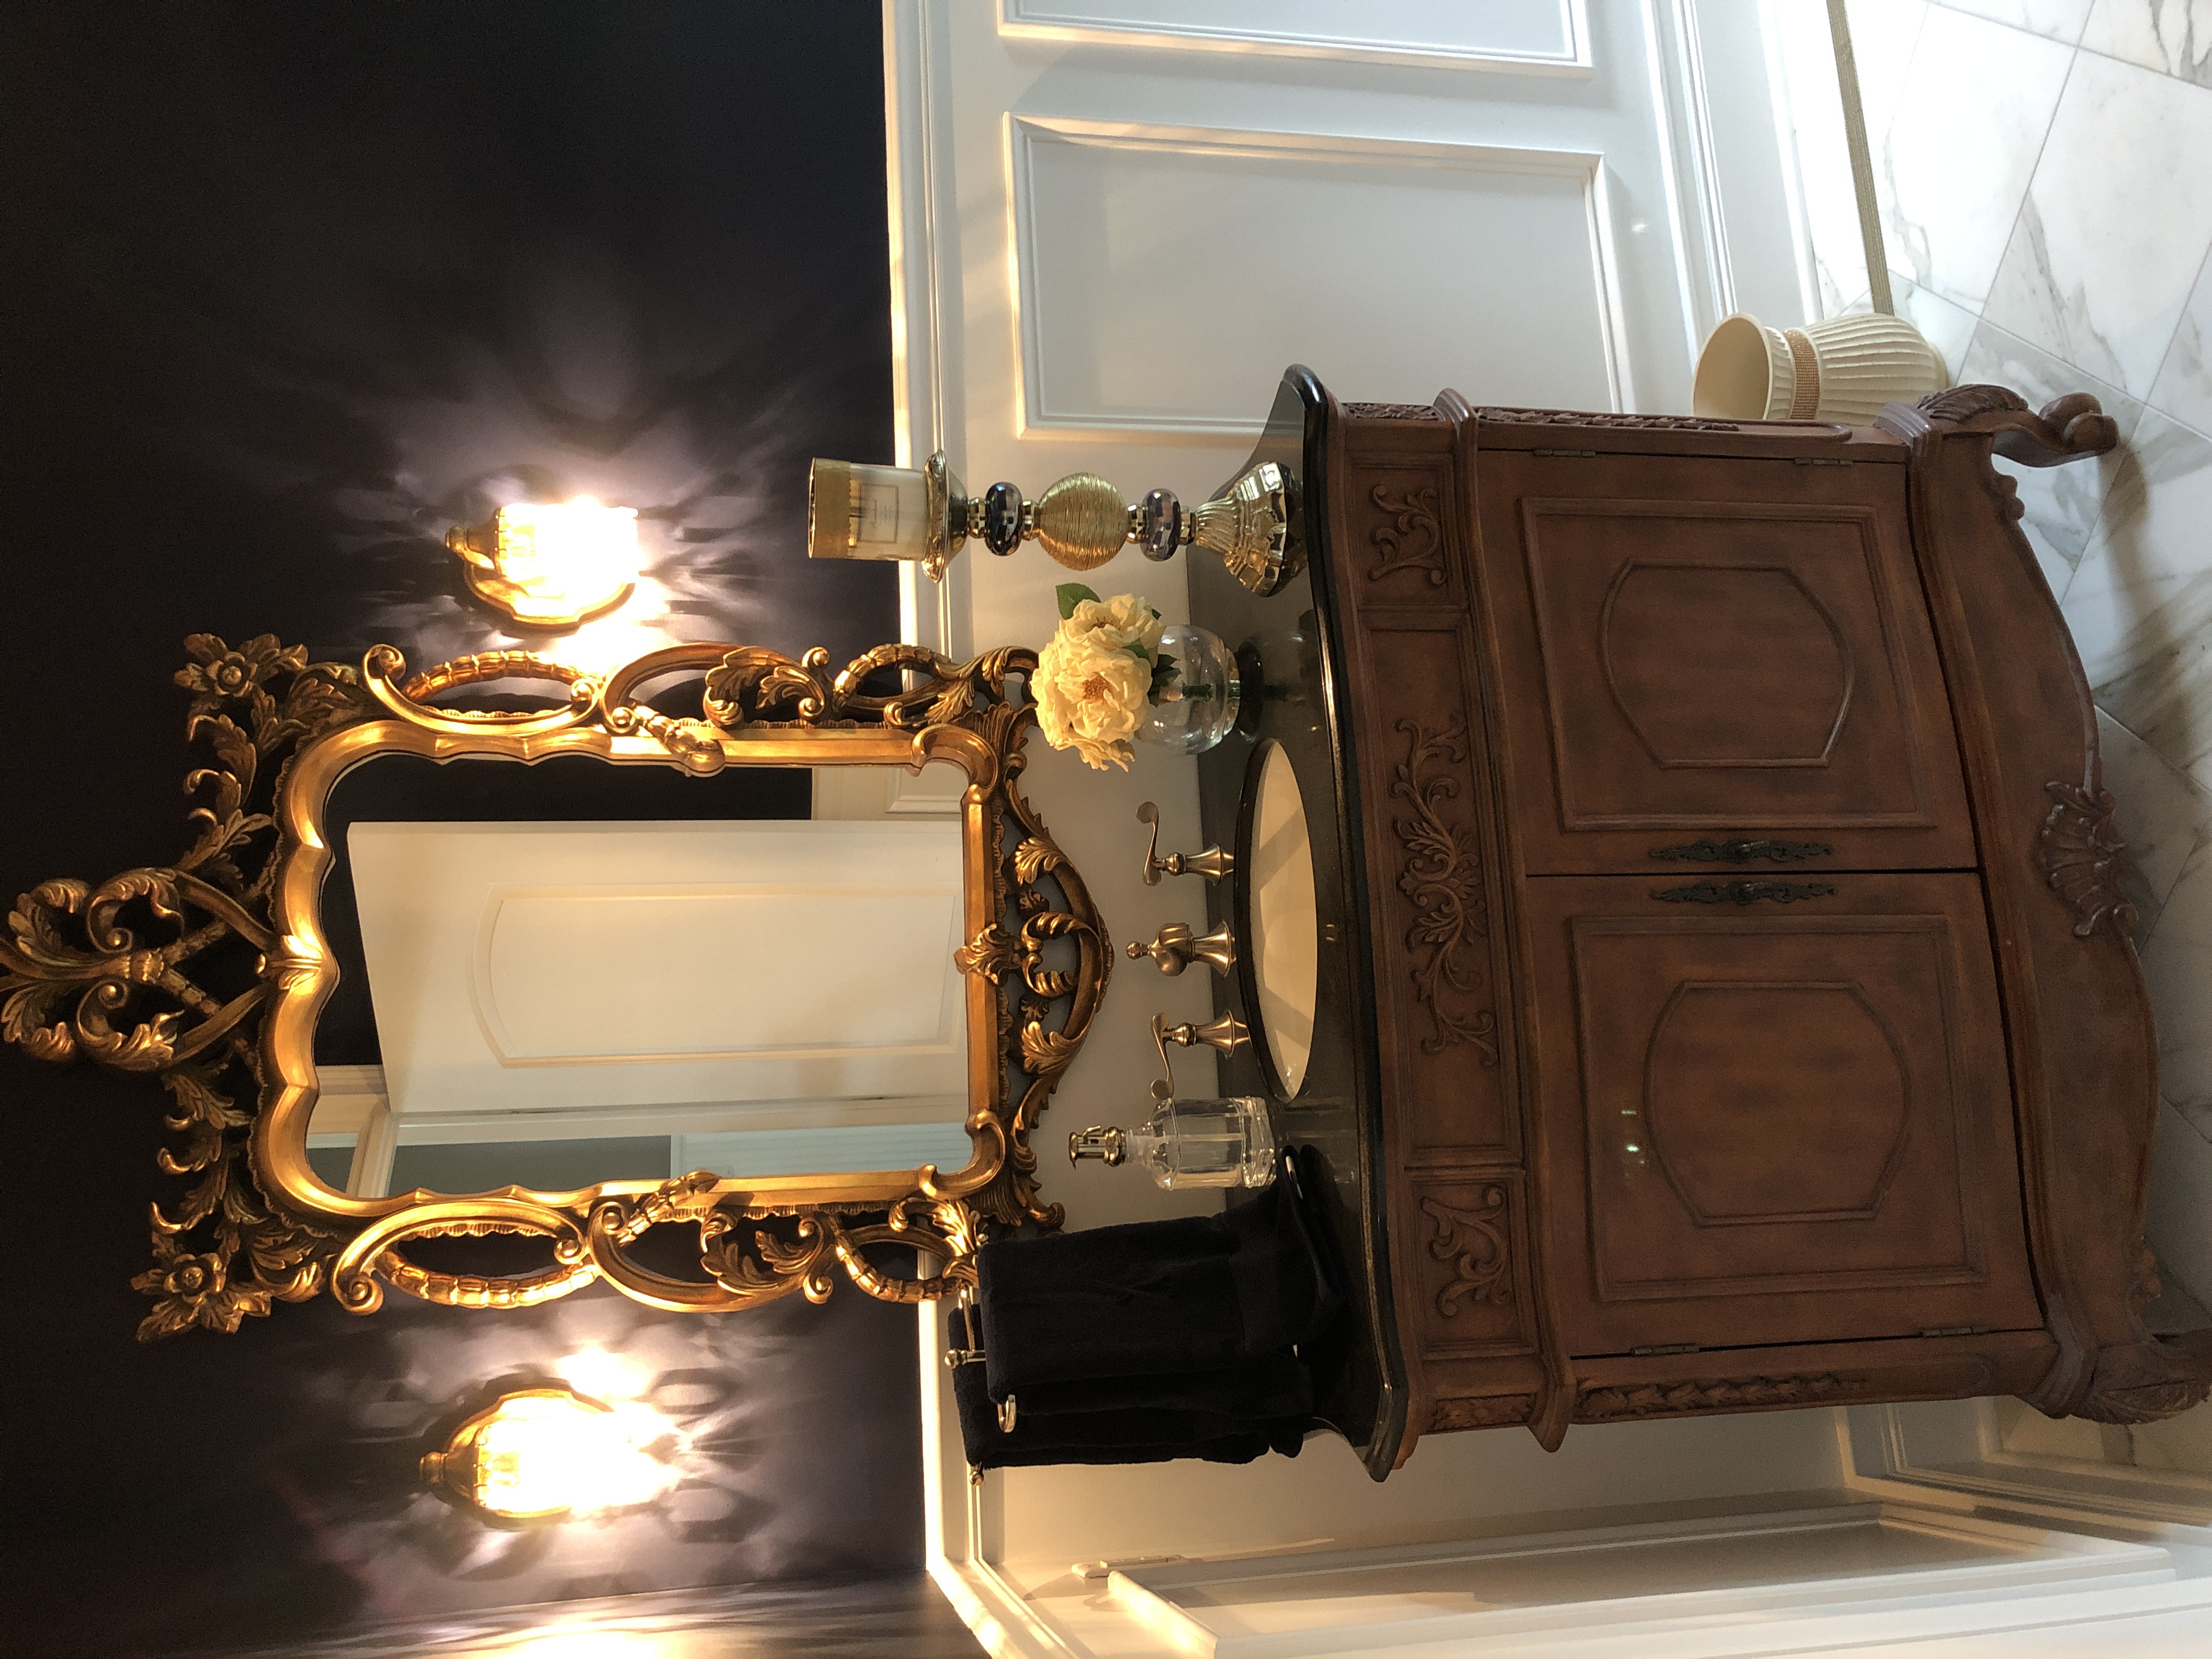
[0,633,1107,1338]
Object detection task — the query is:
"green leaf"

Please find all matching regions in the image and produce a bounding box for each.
[1125,640,1150,665]
[1055,583,1101,619]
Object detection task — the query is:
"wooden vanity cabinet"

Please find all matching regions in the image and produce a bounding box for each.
[1244,375,2212,1462]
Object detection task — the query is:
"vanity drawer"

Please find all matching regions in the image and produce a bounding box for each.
[1470,451,1975,874]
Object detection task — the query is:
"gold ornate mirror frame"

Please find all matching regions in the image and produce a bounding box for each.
[1,634,1107,1338]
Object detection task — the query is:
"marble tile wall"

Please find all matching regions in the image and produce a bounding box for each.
[1825,0,2212,1295]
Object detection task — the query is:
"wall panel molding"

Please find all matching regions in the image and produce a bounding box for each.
[1007,116,1630,438]
[998,0,1593,76]
[1844,1400,2212,1531]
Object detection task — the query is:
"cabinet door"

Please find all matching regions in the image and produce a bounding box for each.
[1474,452,1976,873]
[1523,874,2039,1356]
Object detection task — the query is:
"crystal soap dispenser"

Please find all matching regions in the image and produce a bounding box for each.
[1069,1095,1280,1190]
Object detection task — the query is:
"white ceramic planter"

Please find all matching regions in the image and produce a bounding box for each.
[1694,312,1948,425]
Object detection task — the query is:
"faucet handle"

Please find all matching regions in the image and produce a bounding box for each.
[1158,1011,1251,1055]
[1126,921,1236,976]
[1137,801,1235,886]
[1149,1011,1251,1102]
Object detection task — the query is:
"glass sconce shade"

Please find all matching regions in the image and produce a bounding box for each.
[421,1385,675,1524]
[446,500,639,628]
[805,452,1300,595]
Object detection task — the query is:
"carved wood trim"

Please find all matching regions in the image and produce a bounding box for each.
[2035,780,2138,938]
[1367,483,1447,585]
[1914,383,2118,465]
[1649,838,1835,864]
[1874,388,2147,1418]
[1576,1372,1860,1420]
[1419,1186,1513,1316]
[1651,879,1839,905]
[2077,1325,2212,1424]
[1917,384,2028,424]
[1476,408,1743,431]
[1344,400,1442,421]
[2079,1380,2212,1424]
[1430,1392,1536,1431]
[1391,715,1499,1063]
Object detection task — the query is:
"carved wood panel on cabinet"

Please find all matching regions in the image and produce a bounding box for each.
[1521,873,2040,1356]
[1472,453,1974,874]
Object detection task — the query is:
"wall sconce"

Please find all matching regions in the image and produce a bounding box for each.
[421,1384,675,1524]
[807,452,1299,596]
[445,500,639,628]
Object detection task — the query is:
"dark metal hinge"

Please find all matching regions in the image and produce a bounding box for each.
[1793,456,1854,466]
[1917,1325,1994,1338]
[1632,1342,1701,1356]
[1531,447,1598,458]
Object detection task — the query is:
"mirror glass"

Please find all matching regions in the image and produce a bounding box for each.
[306,752,974,1196]
[1246,740,1317,1098]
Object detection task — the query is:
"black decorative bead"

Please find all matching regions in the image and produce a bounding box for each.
[1139,488,1181,561]
[981,481,1024,556]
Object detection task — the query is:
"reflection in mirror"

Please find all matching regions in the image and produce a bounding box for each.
[307,753,974,1197]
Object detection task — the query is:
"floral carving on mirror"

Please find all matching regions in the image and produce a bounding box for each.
[1,634,1107,1337]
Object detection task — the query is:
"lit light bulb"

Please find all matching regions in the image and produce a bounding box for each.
[446,499,639,628]
[422,1385,676,1523]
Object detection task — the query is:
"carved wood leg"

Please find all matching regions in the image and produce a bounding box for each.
[1878,386,2212,1426]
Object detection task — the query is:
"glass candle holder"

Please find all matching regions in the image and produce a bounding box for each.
[1069,1094,1279,1189]
[806,459,936,566]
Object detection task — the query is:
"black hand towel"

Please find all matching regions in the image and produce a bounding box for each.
[1013,1348,1313,1420]
[950,1361,1307,1469]
[949,1147,1345,1470]
[975,1158,1341,1402]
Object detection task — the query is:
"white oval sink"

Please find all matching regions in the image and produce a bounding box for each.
[1248,741,1317,1097]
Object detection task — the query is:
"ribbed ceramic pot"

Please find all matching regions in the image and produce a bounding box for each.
[1694,312,1948,425]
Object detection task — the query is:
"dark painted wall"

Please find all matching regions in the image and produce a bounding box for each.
[0,4,943,1654]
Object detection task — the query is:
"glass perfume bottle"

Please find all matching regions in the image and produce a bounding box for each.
[1069,1096,1279,1189]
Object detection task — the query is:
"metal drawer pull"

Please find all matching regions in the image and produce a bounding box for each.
[1652,879,1838,905]
[1649,837,1833,864]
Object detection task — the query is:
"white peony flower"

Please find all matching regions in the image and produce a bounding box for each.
[1063,592,1164,661]
[1035,628,1150,771]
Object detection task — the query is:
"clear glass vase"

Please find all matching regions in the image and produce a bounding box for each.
[1137,623,1241,755]
[1069,1094,1279,1189]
